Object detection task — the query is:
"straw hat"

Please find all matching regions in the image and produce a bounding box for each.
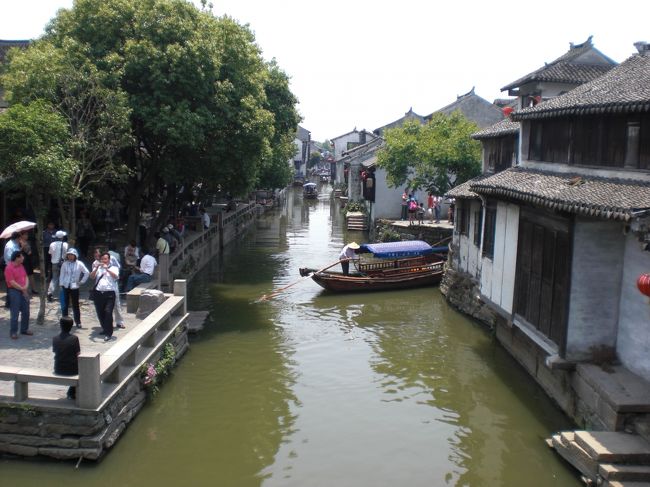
[348,242,360,249]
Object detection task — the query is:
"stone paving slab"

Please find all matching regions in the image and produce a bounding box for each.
[0,294,142,401]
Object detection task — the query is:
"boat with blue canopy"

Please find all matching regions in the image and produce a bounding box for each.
[303,182,318,199]
[299,240,447,292]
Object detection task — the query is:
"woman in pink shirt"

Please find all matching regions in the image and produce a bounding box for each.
[4,250,32,339]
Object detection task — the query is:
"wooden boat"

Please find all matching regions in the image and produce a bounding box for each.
[303,182,318,199]
[299,240,446,293]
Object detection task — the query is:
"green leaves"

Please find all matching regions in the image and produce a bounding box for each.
[0,101,75,196]
[377,112,481,194]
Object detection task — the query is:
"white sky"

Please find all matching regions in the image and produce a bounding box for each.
[2,0,648,141]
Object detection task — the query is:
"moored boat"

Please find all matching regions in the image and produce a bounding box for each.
[303,182,318,199]
[299,240,446,293]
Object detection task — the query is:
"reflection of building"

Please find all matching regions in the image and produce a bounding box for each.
[444,40,650,433]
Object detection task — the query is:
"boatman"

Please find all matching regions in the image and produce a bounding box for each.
[339,242,360,276]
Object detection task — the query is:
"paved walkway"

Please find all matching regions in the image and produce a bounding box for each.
[0,293,142,401]
[389,219,454,230]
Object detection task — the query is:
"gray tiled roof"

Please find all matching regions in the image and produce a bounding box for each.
[471,118,520,139]
[469,166,650,221]
[501,37,615,92]
[427,87,504,129]
[445,174,493,199]
[512,52,650,120]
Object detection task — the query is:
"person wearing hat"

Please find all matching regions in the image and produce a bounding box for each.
[59,248,89,328]
[47,230,68,302]
[339,242,360,276]
[4,250,32,339]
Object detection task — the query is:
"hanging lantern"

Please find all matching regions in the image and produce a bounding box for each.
[637,273,650,297]
[503,106,514,117]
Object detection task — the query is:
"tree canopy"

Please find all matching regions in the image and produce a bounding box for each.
[377,112,481,195]
[1,0,299,239]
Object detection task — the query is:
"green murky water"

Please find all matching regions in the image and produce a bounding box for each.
[1,187,580,486]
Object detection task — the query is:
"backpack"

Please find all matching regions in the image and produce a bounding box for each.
[408,200,417,211]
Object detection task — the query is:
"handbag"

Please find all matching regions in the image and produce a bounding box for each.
[88,277,100,301]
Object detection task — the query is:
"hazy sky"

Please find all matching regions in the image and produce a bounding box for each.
[2,1,648,141]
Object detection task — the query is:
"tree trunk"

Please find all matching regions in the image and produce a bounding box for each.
[125,180,145,243]
[33,201,47,325]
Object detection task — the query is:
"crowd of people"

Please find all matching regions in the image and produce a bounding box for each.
[400,190,446,225]
[0,205,214,344]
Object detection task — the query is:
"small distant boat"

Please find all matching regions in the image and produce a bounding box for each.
[303,182,318,199]
[299,240,446,293]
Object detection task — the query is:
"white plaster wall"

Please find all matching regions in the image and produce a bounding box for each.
[616,234,650,381]
[480,202,518,312]
[370,167,404,220]
[466,200,481,276]
[565,219,625,360]
[500,205,519,313]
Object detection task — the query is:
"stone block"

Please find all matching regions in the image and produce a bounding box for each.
[596,396,625,431]
[38,446,102,460]
[136,290,166,319]
[0,441,38,456]
[510,330,538,375]
[599,463,650,482]
[552,433,599,480]
[536,359,573,414]
[574,431,650,463]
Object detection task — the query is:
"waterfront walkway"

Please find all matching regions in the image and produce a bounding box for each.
[0,295,142,401]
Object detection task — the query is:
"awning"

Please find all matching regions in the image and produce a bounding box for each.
[360,240,434,258]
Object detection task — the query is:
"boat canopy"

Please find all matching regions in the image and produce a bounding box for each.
[360,240,434,258]
[303,182,317,187]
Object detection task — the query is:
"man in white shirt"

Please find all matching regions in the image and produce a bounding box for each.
[339,241,360,275]
[124,250,157,292]
[47,231,68,301]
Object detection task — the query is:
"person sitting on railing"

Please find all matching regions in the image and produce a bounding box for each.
[52,316,79,400]
[166,223,182,248]
[124,249,157,292]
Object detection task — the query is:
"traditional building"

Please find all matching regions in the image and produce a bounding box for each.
[501,35,616,108]
[425,87,504,129]
[292,125,311,183]
[444,41,650,433]
[373,107,426,137]
[330,128,378,183]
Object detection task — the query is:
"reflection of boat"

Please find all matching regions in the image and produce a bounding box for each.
[303,182,318,199]
[299,240,446,293]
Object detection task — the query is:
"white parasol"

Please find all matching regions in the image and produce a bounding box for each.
[0,220,36,239]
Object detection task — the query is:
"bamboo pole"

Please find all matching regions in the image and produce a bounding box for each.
[256,258,343,302]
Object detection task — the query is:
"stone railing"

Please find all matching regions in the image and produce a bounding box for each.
[0,280,189,411]
[158,222,220,289]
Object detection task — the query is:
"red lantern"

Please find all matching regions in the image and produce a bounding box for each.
[503,106,514,117]
[637,273,650,297]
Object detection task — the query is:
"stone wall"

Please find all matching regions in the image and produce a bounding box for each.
[0,324,189,460]
[373,219,452,246]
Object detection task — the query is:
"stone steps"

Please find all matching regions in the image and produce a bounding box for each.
[346,211,368,231]
[549,430,650,486]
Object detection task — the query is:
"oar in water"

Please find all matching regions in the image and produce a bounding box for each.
[256,259,343,302]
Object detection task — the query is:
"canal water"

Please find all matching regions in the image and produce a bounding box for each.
[1,186,580,486]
